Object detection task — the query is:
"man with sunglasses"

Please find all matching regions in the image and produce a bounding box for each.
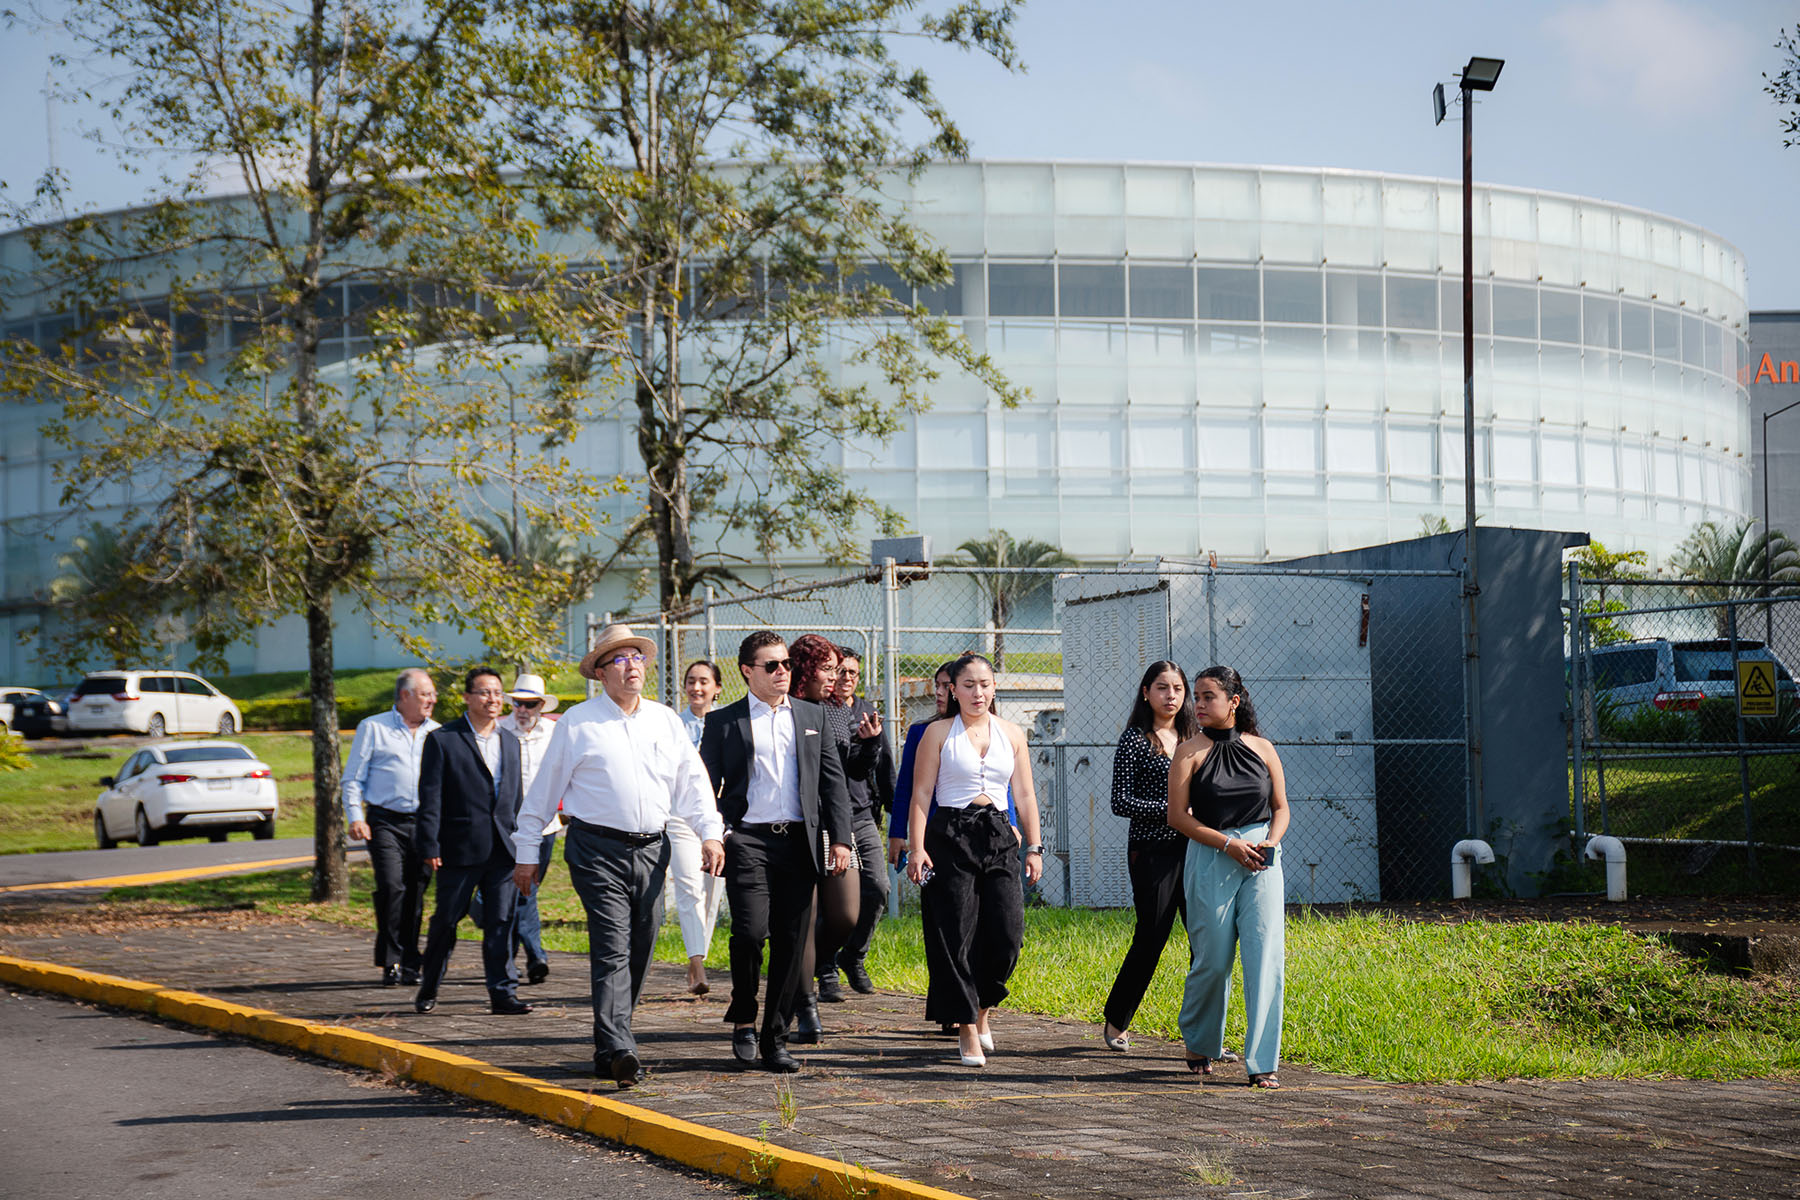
[511,625,723,1088]
[699,631,854,1073]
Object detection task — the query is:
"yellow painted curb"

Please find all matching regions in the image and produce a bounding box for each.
[0,954,971,1200]
[0,856,315,894]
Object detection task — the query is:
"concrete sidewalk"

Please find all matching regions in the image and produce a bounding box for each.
[2,910,1794,1200]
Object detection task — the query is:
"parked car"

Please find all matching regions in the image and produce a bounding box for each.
[64,670,244,738]
[8,687,74,739]
[0,686,45,735]
[1581,637,1799,716]
[94,741,278,847]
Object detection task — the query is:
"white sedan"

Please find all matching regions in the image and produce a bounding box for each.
[94,741,279,848]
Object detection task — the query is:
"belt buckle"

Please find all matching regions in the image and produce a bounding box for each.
[769,821,791,835]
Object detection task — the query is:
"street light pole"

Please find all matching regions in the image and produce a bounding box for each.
[1762,397,1800,641]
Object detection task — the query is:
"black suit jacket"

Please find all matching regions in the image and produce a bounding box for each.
[699,695,854,876]
[417,715,522,867]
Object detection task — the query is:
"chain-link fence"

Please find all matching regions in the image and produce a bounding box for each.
[589,562,1470,907]
[1566,573,1800,894]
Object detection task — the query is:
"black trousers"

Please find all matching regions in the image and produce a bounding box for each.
[366,807,430,971]
[724,825,819,1047]
[832,816,890,970]
[563,823,670,1062]
[1102,839,1188,1031]
[921,805,1024,1025]
[419,846,520,999]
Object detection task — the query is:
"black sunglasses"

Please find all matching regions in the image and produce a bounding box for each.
[756,659,793,674]
[514,699,543,709]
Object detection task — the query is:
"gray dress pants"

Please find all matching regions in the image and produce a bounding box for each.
[563,821,671,1064]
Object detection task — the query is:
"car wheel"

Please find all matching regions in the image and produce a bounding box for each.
[146,713,166,739]
[208,830,228,844]
[252,814,276,841]
[95,811,117,850]
[134,807,160,847]
[217,712,236,735]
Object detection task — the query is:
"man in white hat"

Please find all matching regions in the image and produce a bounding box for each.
[511,625,724,1088]
[474,673,561,984]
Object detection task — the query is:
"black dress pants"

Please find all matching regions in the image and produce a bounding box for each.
[1102,839,1187,1031]
[921,805,1024,1025]
[419,846,520,999]
[723,825,819,1047]
[366,807,430,971]
[563,822,670,1062]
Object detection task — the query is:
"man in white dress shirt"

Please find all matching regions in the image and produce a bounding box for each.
[512,625,724,1088]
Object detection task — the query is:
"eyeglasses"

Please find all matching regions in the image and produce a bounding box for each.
[606,652,647,667]
[756,659,793,674]
[468,690,507,699]
[513,699,543,710]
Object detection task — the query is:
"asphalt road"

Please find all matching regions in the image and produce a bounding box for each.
[0,989,752,1199]
[0,838,365,892]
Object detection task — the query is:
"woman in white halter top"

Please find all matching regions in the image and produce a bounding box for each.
[904,653,1045,1067]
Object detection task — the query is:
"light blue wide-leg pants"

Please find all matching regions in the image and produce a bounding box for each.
[1178,821,1285,1076]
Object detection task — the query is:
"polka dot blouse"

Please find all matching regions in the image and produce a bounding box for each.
[1111,726,1181,845]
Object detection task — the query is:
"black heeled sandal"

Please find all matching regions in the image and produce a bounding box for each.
[1184,1054,1214,1075]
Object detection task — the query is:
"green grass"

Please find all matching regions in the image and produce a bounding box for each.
[1580,750,1800,847]
[0,732,329,854]
[97,868,1800,1082]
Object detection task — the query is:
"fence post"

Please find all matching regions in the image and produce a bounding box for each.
[882,557,902,918]
[704,585,717,665]
[1568,562,1586,842]
[1727,601,1758,879]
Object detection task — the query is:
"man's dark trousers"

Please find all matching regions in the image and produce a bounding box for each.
[723,824,819,1048]
[563,821,671,1065]
[367,806,429,972]
[419,845,520,1000]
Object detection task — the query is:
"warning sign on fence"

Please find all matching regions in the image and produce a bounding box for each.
[1737,659,1779,718]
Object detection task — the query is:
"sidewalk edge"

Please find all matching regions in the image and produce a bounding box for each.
[0,954,971,1200]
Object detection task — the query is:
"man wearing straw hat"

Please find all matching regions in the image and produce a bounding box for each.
[511,625,724,1088]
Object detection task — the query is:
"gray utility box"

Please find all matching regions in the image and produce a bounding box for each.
[1052,570,1378,908]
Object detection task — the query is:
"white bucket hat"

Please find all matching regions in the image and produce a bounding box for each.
[506,672,559,713]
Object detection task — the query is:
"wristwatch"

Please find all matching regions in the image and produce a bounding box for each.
[1023,843,1045,855]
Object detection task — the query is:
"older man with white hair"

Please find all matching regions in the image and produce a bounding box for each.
[343,668,440,987]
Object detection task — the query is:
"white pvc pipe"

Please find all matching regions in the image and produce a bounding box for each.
[1449,838,1496,899]
[1584,835,1628,902]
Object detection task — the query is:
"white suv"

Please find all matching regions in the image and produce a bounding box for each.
[65,670,244,737]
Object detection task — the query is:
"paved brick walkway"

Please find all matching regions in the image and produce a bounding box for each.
[3,911,1796,1199]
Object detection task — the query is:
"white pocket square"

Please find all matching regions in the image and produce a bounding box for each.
[803,728,819,736]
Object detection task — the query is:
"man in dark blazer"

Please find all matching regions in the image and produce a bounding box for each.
[414,666,532,1016]
[699,631,854,1072]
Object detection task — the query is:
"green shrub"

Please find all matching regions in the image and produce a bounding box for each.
[0,733,29,772]
[1697,697,1739,744]
[1598,701,1695,743]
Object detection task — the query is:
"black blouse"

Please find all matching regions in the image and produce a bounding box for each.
[1110,726,1182,845]
[1187,725,1273,831]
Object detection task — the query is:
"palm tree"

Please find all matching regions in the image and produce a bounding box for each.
[956,531,1077,669]
[1667,520,1800,636]
[48,521,162,668]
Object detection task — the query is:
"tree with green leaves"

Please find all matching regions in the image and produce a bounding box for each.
[472,512,604,672]
[957,530,1076,669]
[490,0,1028,611]
[1567,539,1650,647]
[1668,520,1800,635]
[1767,23,1800,147]
[0,0,608,902]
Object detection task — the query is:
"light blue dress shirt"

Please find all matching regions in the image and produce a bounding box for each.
[341,708,441,824]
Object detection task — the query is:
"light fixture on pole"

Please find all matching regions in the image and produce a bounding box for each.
[1436,55,1503,836]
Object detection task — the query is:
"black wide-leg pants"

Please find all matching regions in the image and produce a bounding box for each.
[1102,839,1187,1032]
[921,805,1024,1025]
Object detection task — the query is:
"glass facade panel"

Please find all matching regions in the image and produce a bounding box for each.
[1541,290,1580,344]
[1263,269,1322,324]
[1197,418,1254,471]
[1264,421,1317,471]
[1060,263,1125,318]
[1326,272,1382,327]
[1621,301,1651,354]
[1652,306,1680,359]
[1197,268,1259,321]
[1492,284,1537,339]
[1681,313,1705,368]
[1440,280,1491,335]
[1583,294,1620,350]
[1385,275,1436,331]
[1128,264,1193,319]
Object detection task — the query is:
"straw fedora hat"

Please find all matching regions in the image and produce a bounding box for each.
[579,623,658,681]
[505,673,559,713]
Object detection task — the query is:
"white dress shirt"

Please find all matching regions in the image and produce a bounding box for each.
[745,694,802,824]
[512,692,723,863]
[472,724,502,779]
[499,710,561,838]
[341,708,442,825]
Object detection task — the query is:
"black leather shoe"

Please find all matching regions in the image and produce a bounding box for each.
[762,1045,800,1073]
[843,960,874,994]
[490,994,533,1015]
[609,1050,642,1087]
[816,972,845,1003]
[381,965,400,987]
[526,960,550,986]
[414,990,437,1014]
[791,995,822,1044]
[399,967,420,987]
[731,1027,758,1065]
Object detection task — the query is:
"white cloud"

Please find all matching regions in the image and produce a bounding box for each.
[1544,0,1753,117]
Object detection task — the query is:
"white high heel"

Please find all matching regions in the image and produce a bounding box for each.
[977,1031,994,1053]
[959,1050,987,1068]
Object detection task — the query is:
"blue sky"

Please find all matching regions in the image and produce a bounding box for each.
[5,0,1798,305]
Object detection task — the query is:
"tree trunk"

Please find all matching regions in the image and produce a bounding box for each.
[307,594,347,903]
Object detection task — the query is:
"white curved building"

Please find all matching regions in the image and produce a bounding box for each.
[0,160,1757,672]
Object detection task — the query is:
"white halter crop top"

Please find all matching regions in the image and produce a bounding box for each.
[935,714,1014,810]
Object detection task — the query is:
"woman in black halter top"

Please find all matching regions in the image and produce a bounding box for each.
[1165,665,1290,1088]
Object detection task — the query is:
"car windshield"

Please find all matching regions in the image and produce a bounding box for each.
[161,746,254,764]
[74,677,126,697]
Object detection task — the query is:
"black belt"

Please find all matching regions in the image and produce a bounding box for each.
[736,820,805,837]
[570,819,664,846]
